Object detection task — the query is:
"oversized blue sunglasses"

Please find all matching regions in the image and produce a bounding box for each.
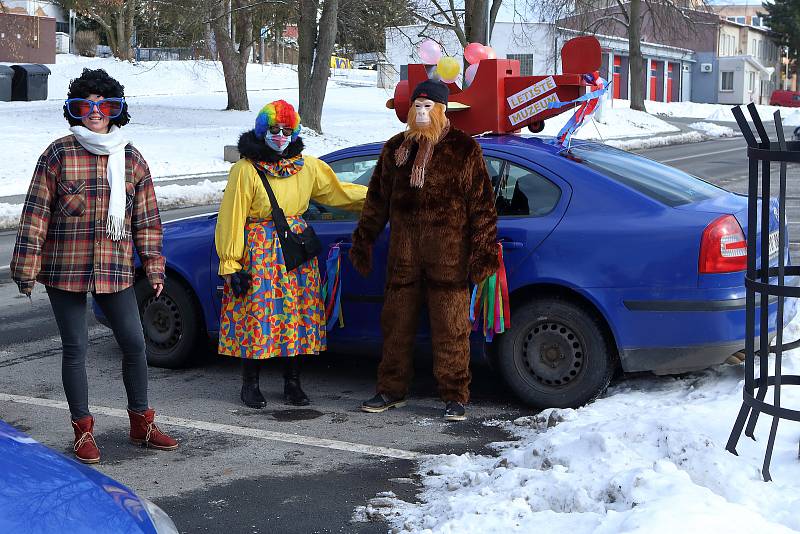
[65,97,126,120]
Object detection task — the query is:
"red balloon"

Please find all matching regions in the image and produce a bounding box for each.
[464,42,488,65]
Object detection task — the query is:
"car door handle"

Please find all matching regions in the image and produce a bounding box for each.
[500,240,524,249]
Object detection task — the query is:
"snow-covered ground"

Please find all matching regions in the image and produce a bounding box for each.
[0,55,400,198]
[627,98,795,124]
[356,316,800,533]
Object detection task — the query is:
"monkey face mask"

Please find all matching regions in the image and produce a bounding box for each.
[413,98,435,126]
[397,98,451,187]
[406,99,448,145]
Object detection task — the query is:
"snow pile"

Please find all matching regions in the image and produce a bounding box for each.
[0,203,21,230]
[152,179,226,210]
[688,122,738,138]
[781,111,800,127]
[645,100,724,119]
[644,99,785,123]
[359,318,800,533]
[706,107,737,122]
[541,107,679,141]
[607,131,703,151]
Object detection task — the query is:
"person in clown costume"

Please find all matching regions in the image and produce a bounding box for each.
[215,100,367,408]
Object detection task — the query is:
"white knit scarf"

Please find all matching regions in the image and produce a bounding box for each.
[70,125,129,240]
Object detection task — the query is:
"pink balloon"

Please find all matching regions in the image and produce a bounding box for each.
[418,39,442,65]
[465,63,479,86]
[464,42,487,65]
[484,46,497,60]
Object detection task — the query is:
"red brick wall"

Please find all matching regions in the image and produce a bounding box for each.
[0,13,56,64]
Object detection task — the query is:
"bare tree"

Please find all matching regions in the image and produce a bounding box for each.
[57,0,137,60]
[337,0,413,55]
[208,0,256,110]
[543,0,714,111]
[407,0,502,48]
[262,4,293,64]
[297,0,339,132]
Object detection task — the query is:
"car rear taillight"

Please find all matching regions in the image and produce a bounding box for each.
[699,214,747,274]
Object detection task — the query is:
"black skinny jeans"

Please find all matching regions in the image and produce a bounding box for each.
[46,286,149,420]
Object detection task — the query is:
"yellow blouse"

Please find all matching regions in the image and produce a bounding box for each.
[215,156,367,275]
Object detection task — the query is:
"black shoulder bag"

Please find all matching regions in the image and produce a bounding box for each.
[253,165,322,272]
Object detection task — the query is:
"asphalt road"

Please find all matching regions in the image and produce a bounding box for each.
[0,133,795,533]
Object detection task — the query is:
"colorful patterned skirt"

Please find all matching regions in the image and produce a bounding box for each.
[218,217,326,359]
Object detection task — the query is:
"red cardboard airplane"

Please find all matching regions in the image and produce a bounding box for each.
[387,36,603,136]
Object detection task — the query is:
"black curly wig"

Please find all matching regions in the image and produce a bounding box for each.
[63,68,130,128]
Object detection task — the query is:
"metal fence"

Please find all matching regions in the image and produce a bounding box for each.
[726,103,800,481]
[134,48,203,62]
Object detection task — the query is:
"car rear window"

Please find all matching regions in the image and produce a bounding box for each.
[565,144,724,207]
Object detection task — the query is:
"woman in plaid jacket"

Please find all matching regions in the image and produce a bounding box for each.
[11,68,178,464]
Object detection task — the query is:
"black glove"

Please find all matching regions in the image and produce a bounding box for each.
[229,271,252,298]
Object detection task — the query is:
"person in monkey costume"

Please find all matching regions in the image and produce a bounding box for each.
[350,79,498,421]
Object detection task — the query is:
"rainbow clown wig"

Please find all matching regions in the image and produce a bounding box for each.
[254,100,302,139]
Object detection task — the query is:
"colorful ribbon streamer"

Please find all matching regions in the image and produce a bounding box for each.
[470,243,512,342]
[322,243,344,331]
[548,72,610,146]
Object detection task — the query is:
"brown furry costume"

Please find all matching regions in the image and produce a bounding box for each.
[349,126,498,403]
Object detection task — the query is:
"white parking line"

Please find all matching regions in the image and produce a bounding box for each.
[0,393,423,461]
[659,145,743,164]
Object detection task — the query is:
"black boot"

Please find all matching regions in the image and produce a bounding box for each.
[283,357,310,406]
[240,359,266,408]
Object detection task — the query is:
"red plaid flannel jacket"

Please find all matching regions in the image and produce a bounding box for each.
[11,135,165,294]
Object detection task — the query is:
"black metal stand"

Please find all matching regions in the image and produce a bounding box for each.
[726,103,800,481]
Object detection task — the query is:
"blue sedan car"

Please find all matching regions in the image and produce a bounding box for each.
[0,419,177,533]
[107,135,796,409]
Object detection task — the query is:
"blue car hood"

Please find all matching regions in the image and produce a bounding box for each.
[0,421,154,534]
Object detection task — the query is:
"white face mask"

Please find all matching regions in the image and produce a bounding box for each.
[265,133,291,153]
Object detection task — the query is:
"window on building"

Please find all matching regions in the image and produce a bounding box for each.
[751,16,763,27]
[721,71,734,91]
[721,34,737,56]
[758,40,763,59]
[748,71,756,92]
[506,54,534,76]
[736,16,746,24]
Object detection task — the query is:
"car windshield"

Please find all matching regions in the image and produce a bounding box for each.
[565,144,725,207]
